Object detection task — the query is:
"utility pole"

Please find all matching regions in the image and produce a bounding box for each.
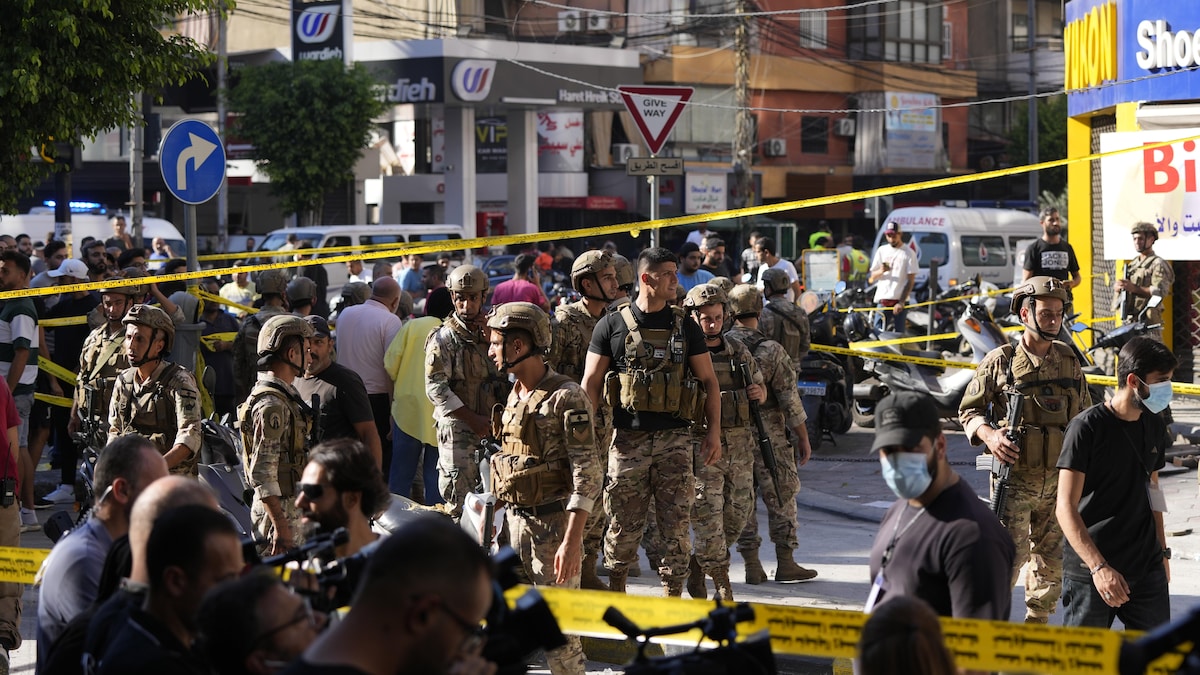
[733,0,752,217]
[217,1,229,252]
[130,94,144,246]
[1027,0,1039,206]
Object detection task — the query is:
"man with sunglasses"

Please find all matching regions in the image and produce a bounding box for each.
[295,439,389,558]
[959,276,1090,624]
[867,221,918,332]
[283,515,496,675]
[868,392,1014,620]
[37,435,168,662]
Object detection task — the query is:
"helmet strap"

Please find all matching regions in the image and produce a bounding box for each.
[1023,298,1058,342]
[129,331,164,368]
[499,333,540,371]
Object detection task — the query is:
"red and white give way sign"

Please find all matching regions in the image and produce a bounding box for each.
[617,85,694,155]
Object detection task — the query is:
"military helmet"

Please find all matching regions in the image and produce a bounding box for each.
[684,283,728,309]
[341,281,370,306]
[286,276,317,304]
[102,269,148,298]
[710,276,735,294]
[611,254,635,289]
[487,302,552,350]
[123,304,175,351]
[571,250,613,279]
[447,264,487,293]
[1012,275,1070,311]
[761,268,791,294]
[1131,221,1158,238]
[257,314,314,356]
[257,269,289,296]
[728,284,763,317]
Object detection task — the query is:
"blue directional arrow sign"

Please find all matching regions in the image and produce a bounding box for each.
[159,119,226,205]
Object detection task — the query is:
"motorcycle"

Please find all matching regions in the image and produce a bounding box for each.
[849,277,1006,428]
[796,283,856,450]
[1073,294,1164,404]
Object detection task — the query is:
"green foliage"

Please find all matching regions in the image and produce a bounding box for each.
[0,0,220,213]
[1008,95,1068,197]
[228,60,385,224]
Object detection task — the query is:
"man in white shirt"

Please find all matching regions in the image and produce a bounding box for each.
[868,221,919,331]
[754,237,801,303]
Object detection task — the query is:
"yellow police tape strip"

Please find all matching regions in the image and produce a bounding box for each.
[812,343,1200,397]
[0,547,50,585]
[520,587,1185,675]
[850,324,1026,348]
[39,315,89,328]
[199,332,238,348]
[195,237,456,263]
[4,133,1197,303]
[195,289,257,316]
[37,357,77,388]
[33,393,73,408]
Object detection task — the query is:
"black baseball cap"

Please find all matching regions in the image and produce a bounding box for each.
[870,391,942,453]
[304,315,331,339]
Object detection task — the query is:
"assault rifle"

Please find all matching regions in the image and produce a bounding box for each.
[77,384,106,451]
[739,363,783,504]
[990,391,1025,523]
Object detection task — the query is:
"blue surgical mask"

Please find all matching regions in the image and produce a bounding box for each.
[880,452,934,500]
[1136,378,1173,414]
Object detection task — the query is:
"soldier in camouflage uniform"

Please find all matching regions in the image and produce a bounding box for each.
[758,267,810,370]
[108,305,203,476]
[234,269,289,402]
[1115,221,1174,343]
[70,276,146,448]
[960,276,1090,623]
[682,284,763,601]
[425,265,509,517]
[239,314,315,555]
[727,284,819,584]
[581,247,723,597]
[487,303,601,675]
[550,250,619,591]
[611,254,635,301]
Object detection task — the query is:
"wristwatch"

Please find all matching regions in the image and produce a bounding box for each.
[1162,548,1172,560]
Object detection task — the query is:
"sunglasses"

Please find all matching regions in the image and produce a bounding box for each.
[297,482,327,500]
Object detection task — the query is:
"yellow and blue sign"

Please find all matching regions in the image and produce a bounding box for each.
[1067,0,1200,115]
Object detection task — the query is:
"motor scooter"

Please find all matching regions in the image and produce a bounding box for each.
[796,283,855,450]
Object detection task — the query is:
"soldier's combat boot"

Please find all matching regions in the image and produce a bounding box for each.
[711,570,735,601]
[775,547,818,583]
[581,554,608,591]
[742,549,768,585]
[686,555,707,599]
[608,570,627,593]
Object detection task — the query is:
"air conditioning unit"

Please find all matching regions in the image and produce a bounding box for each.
[587,12,610,31]
[834,118,857,137]
[763,138,787,157]
[558,10,581,32]
[612,143,636,165]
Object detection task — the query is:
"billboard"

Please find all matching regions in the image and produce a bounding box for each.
[1100,128,1200,259]
[291,0,352,63]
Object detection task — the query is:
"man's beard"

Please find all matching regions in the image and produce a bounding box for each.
[305,499,350,536]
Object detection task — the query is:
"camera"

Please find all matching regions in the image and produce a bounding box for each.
[605,601,777,675]
[482,547,569,675]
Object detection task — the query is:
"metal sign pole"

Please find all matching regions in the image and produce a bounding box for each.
[186,204,199,286]
[648,156,659,249]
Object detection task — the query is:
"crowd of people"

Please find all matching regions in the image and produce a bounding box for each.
[0,210,1183,674]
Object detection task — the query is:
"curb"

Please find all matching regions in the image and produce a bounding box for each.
[797,489,885,524]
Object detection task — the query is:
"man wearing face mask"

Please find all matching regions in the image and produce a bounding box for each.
[1056,337,1175,630]
[425,265,510,518]
[959,276,1090,623]
[868,392,1014,620]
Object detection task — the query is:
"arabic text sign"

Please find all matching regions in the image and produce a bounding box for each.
[626,157,685,176]
[538,111,585,173]
[1100,128,1200,260]
[685,172,728,214]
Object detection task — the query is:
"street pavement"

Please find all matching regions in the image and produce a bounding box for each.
[8,394,1200,674]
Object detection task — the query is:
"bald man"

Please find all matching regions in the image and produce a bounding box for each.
[333,276,402,474]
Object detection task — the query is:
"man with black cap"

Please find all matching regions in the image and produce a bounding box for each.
[293,315,382,467]
[866,391,1014,620]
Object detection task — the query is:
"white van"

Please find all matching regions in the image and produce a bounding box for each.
[869,207,1042,289]
[0,212,187,258]
[256,224,473,299]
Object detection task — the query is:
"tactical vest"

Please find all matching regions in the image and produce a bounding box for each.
[490,373,573,507]
[731,330,779,409]
[436,318,508,416]
[1121,254,1169,321]
[710,342,751,428]
[552,303,598,381]
[238,380,311,499]
[997,342,1082,469]
[604,306,705,422]
[763,300,807,363]
[115,363,192,473]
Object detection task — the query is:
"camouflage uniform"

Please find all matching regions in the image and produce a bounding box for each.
[240,372,312,551]
[234,304,285,402]
[76,324,131,448]
[1116,253,1174,343]
[108,361,203,476]
[691,334,759,592]
[758,295,810,369]
[425,314,508,516]
[960,340,1089,621]
[494,369,602,675]
[728,326,807,554]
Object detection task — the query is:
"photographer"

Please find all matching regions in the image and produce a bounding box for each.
[282,515,496,675]
[295,438,389,559]
[198,570,328,675]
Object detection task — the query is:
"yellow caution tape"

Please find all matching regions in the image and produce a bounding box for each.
[196,289,258,316]
[5,133,1198,303]
[851,332,964,348]
[199,332,239,348]
[196,238,443,263]
[37,357,78,387]
[518,586,1185,675]
[34,393,74,408]
[0,547,50,584]
[39,315,89,328]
